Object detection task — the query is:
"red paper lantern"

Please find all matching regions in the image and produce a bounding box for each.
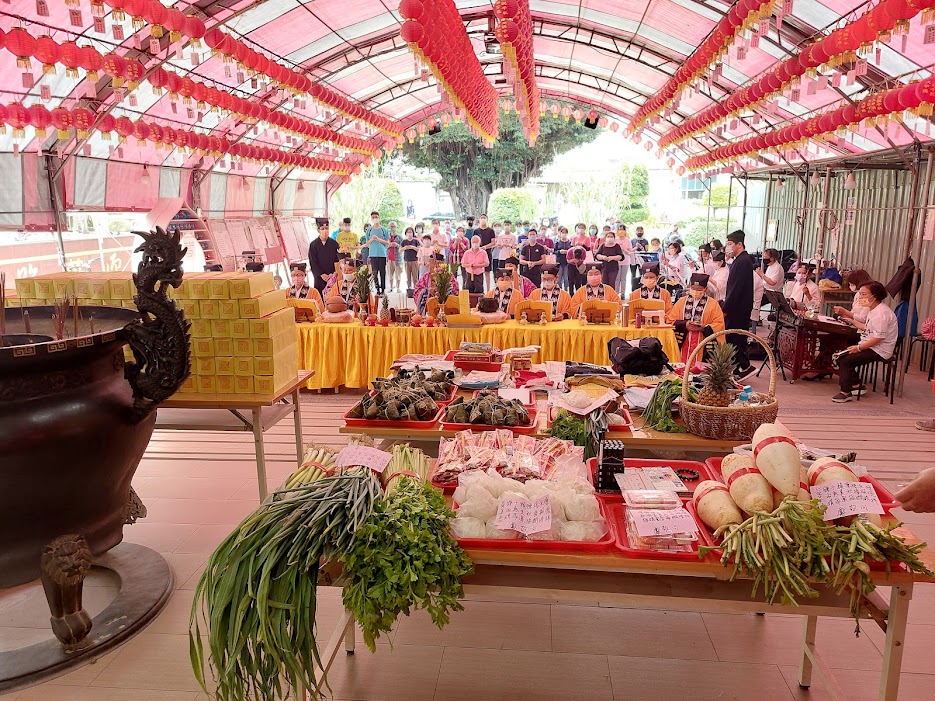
[144,0,168,37]
[148,123,165,144]
[50,107,74,140]
[164,8,186,43]
[102,53,128,88]
[33,35,61,76]
[149,67,169,94]
[27,104,53,137]
[115,116,134,141]
[78,46,104,83]
[133,120,150,144]
[7,28,36,70]
[184,16,206,45]
[6,104,31,137]
[124,0,148,30]
[125,59,145,90]
[204,27,226,51]
[98,114,116,140]
[342,175,351,184]
[72,108,94,139]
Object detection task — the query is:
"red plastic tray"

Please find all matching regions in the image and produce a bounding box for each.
[705,456,899,511]
[444,349,502,373]
[343,403,444,429]
[605,501,710,561]
[589,458,718,502]
[372,384,458,405]
[605,408,634,433]
[453,499,614,552]
[441,408,538,434]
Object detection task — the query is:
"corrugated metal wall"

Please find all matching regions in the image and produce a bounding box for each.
[739,166,935,322]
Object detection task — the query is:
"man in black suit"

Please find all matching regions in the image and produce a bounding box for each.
[724,229,756,380]
[308,220,341,296]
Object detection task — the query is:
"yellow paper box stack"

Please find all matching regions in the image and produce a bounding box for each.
[14,272,137,309]
[173,272,299,396]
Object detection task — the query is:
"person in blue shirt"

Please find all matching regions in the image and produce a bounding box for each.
[365,210,390,295]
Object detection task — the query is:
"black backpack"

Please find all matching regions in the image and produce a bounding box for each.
[608,337,672,377]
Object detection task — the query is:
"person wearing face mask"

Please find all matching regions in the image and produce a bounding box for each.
[400,226,421,292]
[554,227,571,291]
[832,281,898,402]
[756,248,785,292]
[666,273,725,363]
[519,230,547,286]
[308,220,341,296]
[566,241,587,292]
[571,263,622,314]
[460,235,489,293]
[500,256,538,297]
[449,226,469,284]
[483,267,525,318]
[648,238,662,261]
[708,252,729,303]
[385,221,401,293]
[833,269,873,324]
[661,241,689,287]
[588,225,600,251]
[414,253,461,315]
[418,234,435,278]
[365,211,390,295]
[322,255,361,306]
[528,266,573,319]
[784,263,820,310]
[628,263,673,312]
[571,224,591,251]
[495,221,518,274]
[723,230,756,380]
[289,263,318,303]
[474,214,496,289]
[630,226,649,287]
[538,225,554,251]
[430,219,450,261]
[595,231,624,290]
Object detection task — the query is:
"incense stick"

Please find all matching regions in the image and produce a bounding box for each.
[0,272,6,337]
[22,308,31,334]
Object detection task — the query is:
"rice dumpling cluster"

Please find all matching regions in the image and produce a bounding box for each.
[445,390,532,426]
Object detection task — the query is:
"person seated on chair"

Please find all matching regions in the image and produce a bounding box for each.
[500,256,538,298]
[832,268,873,325]
[322,255,360,306]
[571,262,622,314]
[289,263,313,300]
[784,263,821,310]
[832,281,898,403]
[483,267,525,317]
[528,266,574,319]
[413,252,461,315]
[628,262,672,312]
[666,273,725,364]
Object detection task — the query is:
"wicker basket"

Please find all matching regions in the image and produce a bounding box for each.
[679,329,779,441]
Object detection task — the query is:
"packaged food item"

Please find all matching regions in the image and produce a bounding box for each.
[624,509,697,553]
[621,490,682,509]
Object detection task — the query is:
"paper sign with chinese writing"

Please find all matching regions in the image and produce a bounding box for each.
[335,445,393,474]
[629,507,699,537]
[494,496,552,535]
[810,481,884,521]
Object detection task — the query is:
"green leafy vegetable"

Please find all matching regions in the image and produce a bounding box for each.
[341,477,473,652]
[547,410,587,446]
[641,379,695,433]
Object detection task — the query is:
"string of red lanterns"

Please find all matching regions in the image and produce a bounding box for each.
[399,0,500,143]
[683,76,935,170]
[660,0,935,151]
[493,0,540,145]
[0,103,352,174]
[0,28,378,156]
[628,0,775,133]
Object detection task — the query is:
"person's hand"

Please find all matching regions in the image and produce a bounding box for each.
[847,345,860,354]
[687,322,702,331]
[896,468,935,513]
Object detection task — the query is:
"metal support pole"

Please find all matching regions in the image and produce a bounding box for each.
[796,165,810,261]
[816,166,832,277]
[704,179,712,241]
[44,153,68,271]
[902,147,924,261]
[741,173,749,231]
[897,148,934,397]
[724,175,734,237]
[762,174,774,254]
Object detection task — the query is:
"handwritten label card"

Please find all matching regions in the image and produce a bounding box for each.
[335,445,393,474]
[629,507,699,537]
[810,480,884,521]
[494,496,552,535]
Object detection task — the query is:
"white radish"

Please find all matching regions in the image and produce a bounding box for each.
[720,454,773,514]
[693,480,743,531]
[752,423,801,497]
[807,457,858,487]
[773,466,811,509]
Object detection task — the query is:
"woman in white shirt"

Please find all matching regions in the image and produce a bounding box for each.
[833,269,873,324]
[784,264,821,310]
[756,248,786,293]
[707,252,729,303]
[833,281,899,402]
[661,242,689,285]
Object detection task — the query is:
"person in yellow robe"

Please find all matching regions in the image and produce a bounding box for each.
[570,263,622,315]
[483,268,525,317]
[666,273,725,363]
[628,262,672,312]
[527,266,574,320]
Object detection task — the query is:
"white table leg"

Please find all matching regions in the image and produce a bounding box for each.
[252,406,268,502]
[880,583,912,701]
[798,615,817,688]
[292,387,304,468]
[318,610,354,674]
[344,618,356,654]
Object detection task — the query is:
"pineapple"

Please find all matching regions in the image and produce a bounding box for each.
[697,342,736,407]
[379,292,390,323]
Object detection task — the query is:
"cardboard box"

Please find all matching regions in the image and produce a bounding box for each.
[215,357,235,375]
[231,319,251,338]
[188,274,214,300]
[254,331,297,358]
[234,375,255,394]
[214,338,234,356]
[192,338,215,358]
[198,299,220,319]
[229,273,275,299]
[239,289,287,319]
[254,357,298,394]
[180,299,199,319]
[232,338,254,357]
[208,276,231,300]
[211,319,232,337]
[177,375,197,393]
[173,279,191,300]
[34,278,56,300]
[195,357,216,375]
[75,278,95,298]
[249,307,295,339]
[191,319,212,338]
[219,300,240,319]
[255,346,298,376]
[233,357,254,376]
[52,278,75,299]
[14,278,36,298]
[109,277,134,299]
[196,375,217,393]
[89,279,110,300]
[216,375,236,394]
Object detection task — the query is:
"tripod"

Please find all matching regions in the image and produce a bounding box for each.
[756,303,787,381]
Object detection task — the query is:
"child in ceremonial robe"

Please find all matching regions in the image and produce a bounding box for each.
[570,263,622,315]
[666,273,725,363]
[527,266,574,319]
[628,262,672,313]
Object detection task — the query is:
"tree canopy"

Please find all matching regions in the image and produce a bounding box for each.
[560,163,650,226]
[399,111,597,217]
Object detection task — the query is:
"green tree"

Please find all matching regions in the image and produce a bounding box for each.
[488,188,538,222]
[399,111,597,217]
[329,172,393,235]
[561,163,651,225]
[378,180,405,223]
[708,183,738,209]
